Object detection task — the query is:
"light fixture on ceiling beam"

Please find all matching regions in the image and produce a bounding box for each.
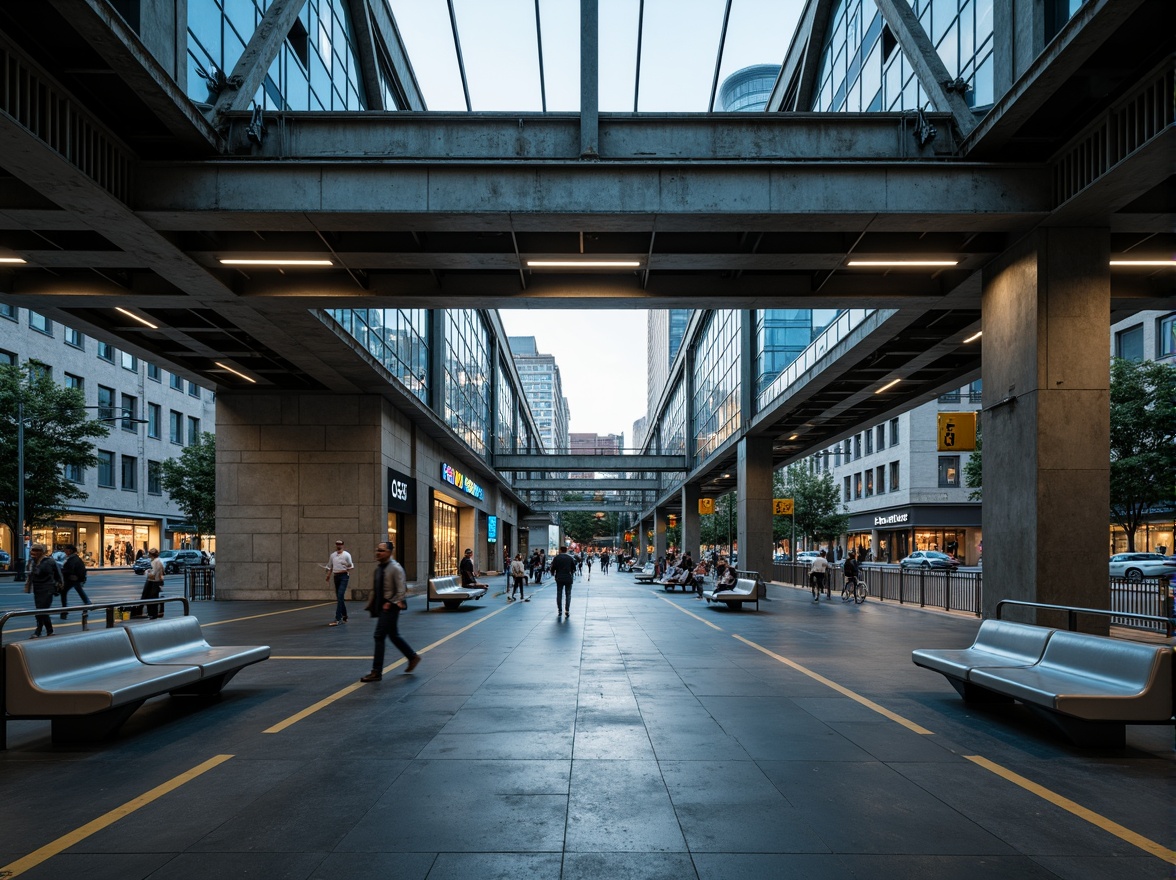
[219,258,334,266]
[1109,259,1176,266]
[963,331,982,343]
[875,378,901,394]
[525,260,641,268]
[847,260,959,267]
[788,434,800,441]
[215,361,257,384]
[114,307,158,329]
[0,256,27,264]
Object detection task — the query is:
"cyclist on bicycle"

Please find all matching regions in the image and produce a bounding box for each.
[809,549,831,601]
[843,551,860,594]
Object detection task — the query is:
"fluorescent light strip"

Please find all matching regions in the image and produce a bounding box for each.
[1109,260,1176,266]
[115,307,158,329]
[526,260,641,268]
[220,258,334,266]
[963,331,983,343]
[875,378,901,394]
[0,257,26,264]
[215,361,257,383]
[847,260,959,267]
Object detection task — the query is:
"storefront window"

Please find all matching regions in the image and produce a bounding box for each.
[432,497,458,577]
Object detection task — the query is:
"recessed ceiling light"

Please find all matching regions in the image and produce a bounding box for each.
[847,260,959,267]
[526,260,641,268]
[875,378,901,394]
[0,257,26,264]
[215,361,257,383]
[788,434,799,440]
[963,331,983,343]
[115,307,158,329]
[219,258,334,266]
[1109,259,1176,266]
[721,473,731,479]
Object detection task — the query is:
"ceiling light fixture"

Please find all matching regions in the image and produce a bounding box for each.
[721,473,731,479]
[847,260,959,267]
[963,331,983,343]
[788,434,799,440]
[875,378,901,394]
[114,307,158,329]
[525,260,641,268]
[219,258,334,266]
[0,257,26,264]
[215,361,257,383]
[1109,259,1176,266]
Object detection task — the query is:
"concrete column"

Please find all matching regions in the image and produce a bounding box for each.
[637,517,649,563]
[981,228,1110,629]
[681,483,701,561]
[653,509,667,561]
[737,436,774,578]
[580,0,599,158]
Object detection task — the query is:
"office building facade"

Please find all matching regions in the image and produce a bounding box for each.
[508,336,570,454]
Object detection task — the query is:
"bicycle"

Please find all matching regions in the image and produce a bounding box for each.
[841,576,867,604]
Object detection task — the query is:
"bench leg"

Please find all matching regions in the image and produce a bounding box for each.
[949,679,1014,704]
[1024,706,1127,749]
[50,701,145,743]
[170,669,240,697]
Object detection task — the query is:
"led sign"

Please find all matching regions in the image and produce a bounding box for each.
[441,462,485,501]
[874,512,910,526]
[487,516,498,543]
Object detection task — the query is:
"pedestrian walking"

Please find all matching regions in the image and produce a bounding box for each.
[59,543,91,621]
[25,543,62,638]
[550,545,577,618]
[585,552,594,581]
[810,549,831,600]
[360,541,420,681]
[600,551,610,575]
[509,553,528,601]
[326,539,354,626]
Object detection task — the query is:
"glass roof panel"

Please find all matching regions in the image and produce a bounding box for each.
[455,0,543,111]
[388,0,467,110]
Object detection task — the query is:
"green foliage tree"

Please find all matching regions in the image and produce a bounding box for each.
[963,416,982,500]
[1109,357,1176,551]
[780,464,848,548]
[699,492,737,552]
[161,432,217,547]
[557,496,622,546]
[0,364,109,554]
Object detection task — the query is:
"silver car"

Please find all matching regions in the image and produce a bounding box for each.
[1108,553,1175,582]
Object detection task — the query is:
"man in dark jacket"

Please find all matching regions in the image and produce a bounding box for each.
[60,543,91,621]
[25,543,62,638]
[549,545,578,619]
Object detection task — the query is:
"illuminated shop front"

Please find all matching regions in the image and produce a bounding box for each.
[846,505,982,565]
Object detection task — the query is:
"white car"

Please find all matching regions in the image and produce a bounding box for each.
[1108,553,1175,582]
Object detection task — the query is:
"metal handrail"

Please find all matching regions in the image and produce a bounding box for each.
[1,597,191,749]
[995,598,1173,637]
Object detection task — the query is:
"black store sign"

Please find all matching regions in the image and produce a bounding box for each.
[387,467,416,514]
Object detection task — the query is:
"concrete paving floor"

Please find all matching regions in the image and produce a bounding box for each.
[0,574,1171,879]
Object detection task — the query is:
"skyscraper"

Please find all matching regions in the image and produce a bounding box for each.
[508,336,570,453]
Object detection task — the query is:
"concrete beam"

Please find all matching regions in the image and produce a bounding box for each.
[512,479,660,491]
[527,502,644,513]
[495,454,686,472]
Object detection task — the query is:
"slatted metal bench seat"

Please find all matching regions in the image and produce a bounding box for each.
[427,575,487,610]
[633,564,657,584]
[124,616,271,695]
[703,577,762,611]
[4,627,203,743]
[912,620,1054,702]
[657,574,695,592]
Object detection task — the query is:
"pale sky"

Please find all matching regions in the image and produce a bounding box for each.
[500,309,649,439]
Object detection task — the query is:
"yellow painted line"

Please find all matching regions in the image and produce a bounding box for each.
[653,591,724,631]
[264,601,513,734]
[0,754,233,878]
[201,603,331,626]
[732,634,934,735]
[271,656,371,660]
[964,754,1176,864]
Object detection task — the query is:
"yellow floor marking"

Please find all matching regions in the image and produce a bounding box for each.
[0,754,233,879]
[264,602,513,734]
[965,754,1176,864]
[201,603,331,626]
[732,634,934,735]
[653,592,724,630]
[271,656,371,660]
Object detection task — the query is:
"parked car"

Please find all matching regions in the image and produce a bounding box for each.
[132,555,153,575]
[1108,553,1176,582]
[899,550,960,571]
[795,551,823,563]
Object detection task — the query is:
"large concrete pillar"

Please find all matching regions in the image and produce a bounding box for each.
[681,483,701,561]
[637,517,649,563]
[737,436,774,578]
[981,228,1110,628]
[653,509,667,561]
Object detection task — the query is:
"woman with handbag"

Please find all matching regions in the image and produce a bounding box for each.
[133,548,166,619]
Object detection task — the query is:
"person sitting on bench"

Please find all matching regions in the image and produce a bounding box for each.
[459,549,490,590]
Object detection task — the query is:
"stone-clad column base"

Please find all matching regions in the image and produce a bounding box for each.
[737,436,774,579]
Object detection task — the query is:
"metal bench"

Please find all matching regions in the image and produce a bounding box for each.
[4,627,203,743]
[633,564,657,584]
[912,620,1054,702]
[124,616,270,695]
[657,573,695,592]
[703,577,762,611]
[427,575,487,610]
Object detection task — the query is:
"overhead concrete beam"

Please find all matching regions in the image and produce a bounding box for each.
[495,454,686,472]
[513,479,660,491]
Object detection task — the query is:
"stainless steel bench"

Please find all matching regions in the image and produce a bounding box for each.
[124,616,271,695]
[427,575,487,610]
[912,620,1054,702]
[633,564,656,584]
[703,577,761,611]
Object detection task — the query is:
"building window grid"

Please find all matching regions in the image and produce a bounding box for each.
[890,418,899,446]
[121,455,137,491]
[327,308,429,402]
[97,342,114,363]
[1159,313,1176,359]
[0,304,15,321]
[120,394,138,432]
[64,373,84,392]
[148,403,161,439]
[147,460,162,495]
[495,365,516,453]
[63,463,83,484]
[187,416,201,446]
[890,460,900,491]
[65,327,84,349]
[97,450,115,488]
[169,410,183,444]
[939,455,961,488]
[693,311,741,460]
[442,310,490,455]
[147,362,161,382]
[97,385,115,422]
[28,311,53,336]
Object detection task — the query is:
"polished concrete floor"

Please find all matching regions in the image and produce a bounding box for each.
[1,573,1172,879]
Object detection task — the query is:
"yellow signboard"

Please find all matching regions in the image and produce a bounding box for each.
[773,498,794,516]
[699,497,715,515]
[937,412,977,451]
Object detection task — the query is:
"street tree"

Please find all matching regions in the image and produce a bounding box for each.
[963,416,983,500]
[1109,357,1176,551]
[161,432,216,548]
[700,492,737,553]
[780,464,848,549]
[557,498,622,547]
[0,364,109,558]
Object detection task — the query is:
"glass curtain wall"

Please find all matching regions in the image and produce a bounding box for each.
[693,311,741,461]
[755,309,842,397]
[496,364,516,453]
[187,0,369,111]
[659,379,687,492]
[813,0,996,113]
[443,310,490,455]
[325,308,429,403]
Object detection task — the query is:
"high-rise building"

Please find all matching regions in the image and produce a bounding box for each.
[646,310,690,430]
[717,64,781,112]
[508,336,570,453]
[569,433,624,479]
